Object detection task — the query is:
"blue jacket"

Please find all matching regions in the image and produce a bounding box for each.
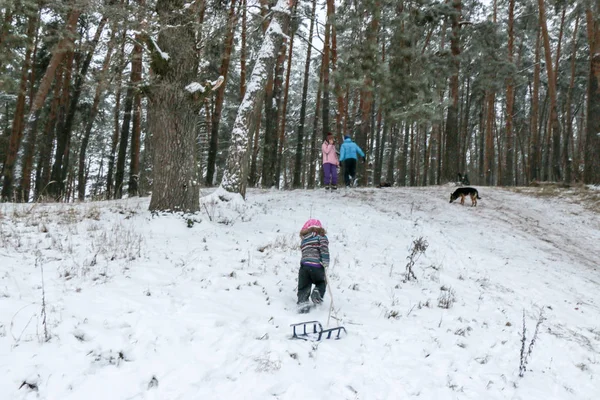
[339,138,365,161]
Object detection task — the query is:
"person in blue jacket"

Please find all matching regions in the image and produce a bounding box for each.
[339,135,365,187]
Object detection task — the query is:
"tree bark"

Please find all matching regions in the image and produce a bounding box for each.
[584,4,600,184]
[538,0,562,181]
[530,28,541,182]
[443,0,461,183]
[240,0,247,98]
[504,0,515,186]
[107,29,127,199]
[564,14,580,184]
[276,4,297,188]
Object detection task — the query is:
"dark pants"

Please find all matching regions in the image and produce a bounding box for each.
[323,163,338,186]
[297,265,326,304]
[343,158,357,186]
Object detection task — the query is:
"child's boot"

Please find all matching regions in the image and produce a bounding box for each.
[310,290,323,305]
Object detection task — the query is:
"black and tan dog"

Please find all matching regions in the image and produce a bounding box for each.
[449,187,481,207]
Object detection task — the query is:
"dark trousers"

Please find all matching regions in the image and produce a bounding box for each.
[343,158,357,186]
[297,265,326,304]
[323,163,338,186]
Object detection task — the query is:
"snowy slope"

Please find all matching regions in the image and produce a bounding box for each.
[1,185,599,400]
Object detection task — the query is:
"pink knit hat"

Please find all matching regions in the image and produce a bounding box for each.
[301,219,322,231]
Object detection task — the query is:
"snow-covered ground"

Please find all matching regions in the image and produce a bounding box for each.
[1,185,599,400]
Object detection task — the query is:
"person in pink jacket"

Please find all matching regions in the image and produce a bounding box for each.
[322,133,339,190]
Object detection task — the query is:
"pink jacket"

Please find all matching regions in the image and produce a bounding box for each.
[322,142,339,165]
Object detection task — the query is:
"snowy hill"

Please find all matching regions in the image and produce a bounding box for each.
[1,185,599,400]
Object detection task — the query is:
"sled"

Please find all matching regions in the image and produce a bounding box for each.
[290,320,347,341]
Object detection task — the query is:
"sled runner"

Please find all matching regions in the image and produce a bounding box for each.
[290,320,347,341]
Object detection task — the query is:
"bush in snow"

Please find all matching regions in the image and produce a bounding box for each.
[519,308,545,377]
[404,237,428,281]
[437,285,456,309]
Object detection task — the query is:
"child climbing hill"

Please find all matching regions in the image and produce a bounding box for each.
[297,219,330,313]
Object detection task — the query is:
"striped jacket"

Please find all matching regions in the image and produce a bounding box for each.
[300,232,330,268]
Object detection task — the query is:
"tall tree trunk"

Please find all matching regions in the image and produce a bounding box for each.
[443,0,461,183]
[399,123,409,186]
[530,28,541,182]
[127,0,146,197]
[4,12,37,202]
[564,14,580,184]
[78,29,117,200]
[322,0,332,137]
[584,4,600,184]
[538,0,562,181]
[35,72,63,199]
[206,0,240,186]
[240,0,247,98]
[358,2,380,186]
[328,0,343,140]
[276,5,297,188]
[308,59,324,189]
[292,0,316,188]
[107,30,127,199]
[49,15,107,200]
[149,0,222,211]
[504,0,515,186]
[220,0,295,198]
[114,79,134,199]
[1,8,80,201]
[386,124,397,183]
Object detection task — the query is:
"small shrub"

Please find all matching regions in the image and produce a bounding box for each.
[404,237,428,281]
[438,285,456,309]
[519,308,545,377]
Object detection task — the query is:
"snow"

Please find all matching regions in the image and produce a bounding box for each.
[185,82,205,94]
[149,36,170,61]
[1,186,600,399]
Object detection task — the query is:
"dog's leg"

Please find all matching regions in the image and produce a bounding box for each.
[460,194,465,205]
[471,194,477,207]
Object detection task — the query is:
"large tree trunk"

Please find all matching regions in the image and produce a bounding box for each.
[538,0,562,181]
[503,0,515,186]
[1,8,80,201]
[148,0,223,212]
[443,0,461,183]
[220,0,295,198]
[292,0,316,188]
[206,0,240,186]
[584,4,600,184]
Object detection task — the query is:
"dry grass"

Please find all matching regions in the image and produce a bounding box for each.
[508,183,600,213]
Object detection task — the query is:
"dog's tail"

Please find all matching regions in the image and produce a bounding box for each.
[477,194,482,199]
